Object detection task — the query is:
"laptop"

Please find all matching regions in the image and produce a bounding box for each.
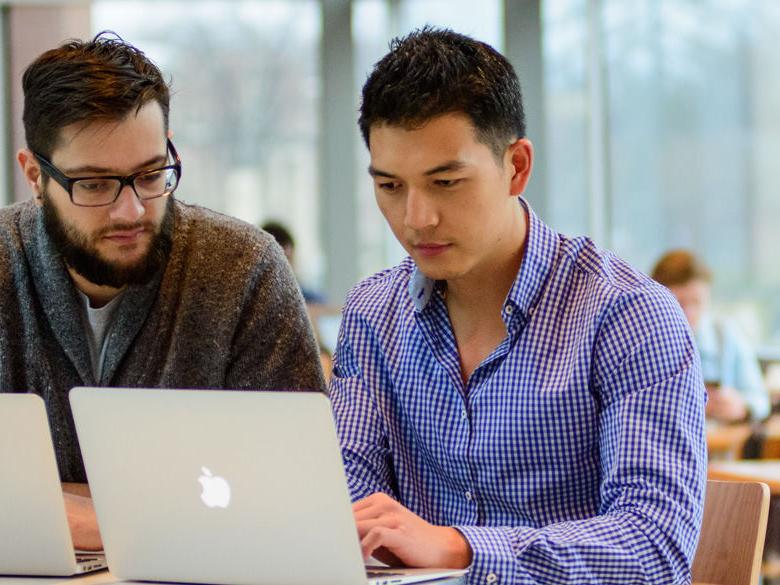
[0,394,107,576]
[69,387,467,585]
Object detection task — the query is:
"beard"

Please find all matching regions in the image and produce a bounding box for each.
[42,189,175,289]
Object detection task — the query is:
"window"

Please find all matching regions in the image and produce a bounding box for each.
[93,1,324,289]
[544,0,780,344]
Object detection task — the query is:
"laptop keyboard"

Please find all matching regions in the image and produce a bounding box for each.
[366,570,404,578]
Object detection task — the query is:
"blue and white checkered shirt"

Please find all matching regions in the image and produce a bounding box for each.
[330,201,707,585]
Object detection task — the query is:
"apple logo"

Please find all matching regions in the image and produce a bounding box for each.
[198,466,231,509]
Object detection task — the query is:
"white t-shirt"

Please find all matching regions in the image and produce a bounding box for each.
[78,290,124,382]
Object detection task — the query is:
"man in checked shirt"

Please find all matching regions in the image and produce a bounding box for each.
[329,27,707,585]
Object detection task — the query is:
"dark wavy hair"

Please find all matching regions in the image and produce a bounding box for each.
[22,31,170,158]
[358,27,526,158]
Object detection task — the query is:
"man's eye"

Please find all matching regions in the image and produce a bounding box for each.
[78,180,112,193]
[434,178,462,188]
[137,170,164,186]
[378,181,400,192]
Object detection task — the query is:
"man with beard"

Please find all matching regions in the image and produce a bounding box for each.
[0,34,325,550]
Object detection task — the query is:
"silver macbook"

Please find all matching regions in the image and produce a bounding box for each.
[0,394,107,576]
[69,387,467,585]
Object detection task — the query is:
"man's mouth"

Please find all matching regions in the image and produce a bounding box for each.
[413,242,451,257]
[103,227,146,244]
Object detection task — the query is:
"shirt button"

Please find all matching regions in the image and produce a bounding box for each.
[465,490,473,501]
[503,304,513,315]
[461,408,468,420]
[486,573,498,583]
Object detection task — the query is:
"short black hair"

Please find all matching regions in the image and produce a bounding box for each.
[358,27,525,157]
[22,31,170,158]
[261,221,294,249]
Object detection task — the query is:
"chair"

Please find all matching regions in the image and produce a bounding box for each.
[691,479,770,585]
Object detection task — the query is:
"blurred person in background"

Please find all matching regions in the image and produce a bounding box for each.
[261,220,327,305]
[262,220,337,382]
[652,249,770,422]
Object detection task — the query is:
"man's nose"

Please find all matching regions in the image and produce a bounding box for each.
[109,184,146,223]
[404,188,438,231]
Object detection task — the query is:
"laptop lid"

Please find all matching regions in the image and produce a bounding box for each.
[0,394,85,576]
[70,388,378,585]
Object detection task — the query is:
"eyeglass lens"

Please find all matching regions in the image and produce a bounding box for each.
[71,168,179,206]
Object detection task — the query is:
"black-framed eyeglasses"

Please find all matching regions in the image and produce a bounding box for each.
[34,139,182,208]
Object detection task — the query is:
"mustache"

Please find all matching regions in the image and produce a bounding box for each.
[95,221,155,237]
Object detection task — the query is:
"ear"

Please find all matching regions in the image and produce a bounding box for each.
[506,138,534,197]
[167,128,174,140]
[17,149,44,207]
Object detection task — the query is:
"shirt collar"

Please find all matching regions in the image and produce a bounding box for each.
[409,266,437,311]
[408,198,559,318]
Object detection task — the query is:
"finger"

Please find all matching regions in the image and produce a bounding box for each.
[355,521,376,539]
[371,546,405,568]
[356,515,400,537]
[353,492,392,513]
[354,496,399,523]
[62,493,76,513]
[355,507,402,532]
[354,504,391,522]
[361,525,403,562]
[352,498,375,515]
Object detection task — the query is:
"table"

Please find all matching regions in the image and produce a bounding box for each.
[706,422,753,460]
[758,345,780,373]
[0,572,727,585]
[0,571,467,585]
[0,572,118,585]
[708,459,780,493]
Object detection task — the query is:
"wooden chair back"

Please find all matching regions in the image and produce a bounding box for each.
[691,479,770,585]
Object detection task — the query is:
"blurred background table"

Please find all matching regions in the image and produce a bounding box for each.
[707,422,753,460]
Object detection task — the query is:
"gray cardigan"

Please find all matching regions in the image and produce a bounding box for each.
[0,199,326,482]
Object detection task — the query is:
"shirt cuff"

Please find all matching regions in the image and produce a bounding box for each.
[346,475,382,502]
[455,525,532,585]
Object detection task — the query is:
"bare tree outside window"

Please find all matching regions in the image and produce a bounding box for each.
[93,1,324,289]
